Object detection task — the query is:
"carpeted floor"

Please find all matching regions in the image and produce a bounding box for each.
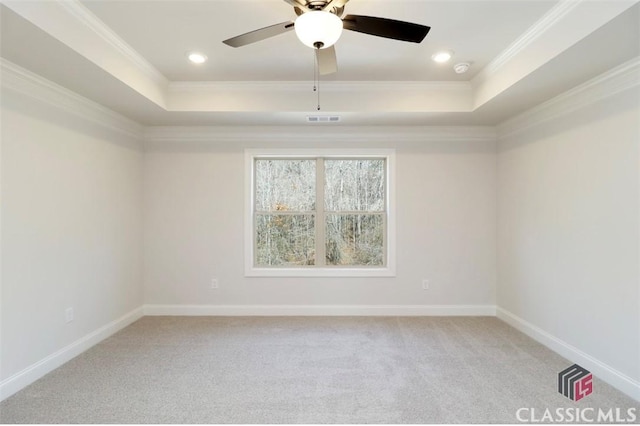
[0,316,638,423]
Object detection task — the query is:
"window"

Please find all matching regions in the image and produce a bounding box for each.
[245,150,396,277]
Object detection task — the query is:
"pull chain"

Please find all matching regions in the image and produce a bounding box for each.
[313,50,317,94]
[315,49,321,111]
[317,65,321,111]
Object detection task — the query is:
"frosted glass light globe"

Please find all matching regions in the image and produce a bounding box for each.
[295,11,343,49]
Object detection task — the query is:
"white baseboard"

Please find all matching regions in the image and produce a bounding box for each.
[143,304,497,317]
[0,307,144,402]
[496,306,640,402]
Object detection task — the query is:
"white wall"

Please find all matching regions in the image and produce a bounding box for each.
[1,56,638,402]
[0,87,144,384]
[497,86,640,387]
[143,135,497,310]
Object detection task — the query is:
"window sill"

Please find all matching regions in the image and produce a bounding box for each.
[245,267,396,278]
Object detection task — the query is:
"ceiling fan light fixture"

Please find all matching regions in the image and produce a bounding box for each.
[295,11,343,49]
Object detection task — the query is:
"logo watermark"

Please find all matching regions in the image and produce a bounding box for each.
[558,364,593,401]
[516,408,637,423]
[515,364,637,423]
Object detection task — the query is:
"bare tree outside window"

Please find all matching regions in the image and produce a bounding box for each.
[255,160,316,266]
[255,160,315,211]
[253,157,387,268]
[325,160,385,266]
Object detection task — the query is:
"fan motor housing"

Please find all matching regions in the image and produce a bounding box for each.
[308,1,329,10]
[295,2,344,16]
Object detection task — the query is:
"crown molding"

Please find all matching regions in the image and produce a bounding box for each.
[2,0,167,107]
[474,0,581,85]
[57,0,168,86]
[497,56,640,139]
[1,59,143,141]
[143,125,496,146]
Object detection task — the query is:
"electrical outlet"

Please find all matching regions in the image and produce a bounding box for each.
[422,279,430,290]
[211,279,219,289]
[65,308,74,323]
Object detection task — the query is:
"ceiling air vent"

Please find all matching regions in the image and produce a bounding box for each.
[307,116,341,123]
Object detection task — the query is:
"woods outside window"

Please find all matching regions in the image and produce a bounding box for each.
[245,150,396,277]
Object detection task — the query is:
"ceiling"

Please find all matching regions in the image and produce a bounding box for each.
[1,0,638,127]
[79,0,554,82]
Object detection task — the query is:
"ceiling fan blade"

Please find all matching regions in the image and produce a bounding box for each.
[342,15,430,43]
[223,21,294,47]
[316,46,338,75]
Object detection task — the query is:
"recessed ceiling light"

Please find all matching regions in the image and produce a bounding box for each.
[432,50,453,63]
[188,52,208,64]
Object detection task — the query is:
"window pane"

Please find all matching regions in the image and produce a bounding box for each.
[325,160,385,212]
[256,215,315,266]
[326,214,384,266]
[255,160,315,212]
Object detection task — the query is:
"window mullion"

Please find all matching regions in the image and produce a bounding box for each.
[316,158,326,267]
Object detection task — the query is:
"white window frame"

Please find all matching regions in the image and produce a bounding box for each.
[245,149,396,278]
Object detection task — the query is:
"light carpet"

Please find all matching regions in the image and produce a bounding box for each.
[1,316,638,423]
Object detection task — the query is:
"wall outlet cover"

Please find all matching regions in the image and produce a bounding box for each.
[65,308,74,323]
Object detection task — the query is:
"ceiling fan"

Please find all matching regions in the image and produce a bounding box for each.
[222,0,431,75]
